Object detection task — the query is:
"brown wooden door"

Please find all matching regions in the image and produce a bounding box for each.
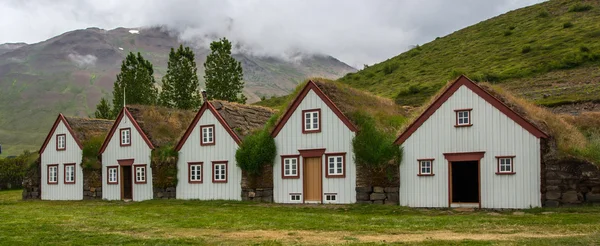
[303,157,322,202]
[121,166,133,200]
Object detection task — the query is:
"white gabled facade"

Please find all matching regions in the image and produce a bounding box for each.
[99,108,154,201]
[175,103,243,200]
[272,81,357,204]
[396,76,548,209]
[39,114,83,200]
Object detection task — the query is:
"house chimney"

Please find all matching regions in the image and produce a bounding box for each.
[201,89,207,104]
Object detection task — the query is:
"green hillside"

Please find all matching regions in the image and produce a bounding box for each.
[338,0,600,106]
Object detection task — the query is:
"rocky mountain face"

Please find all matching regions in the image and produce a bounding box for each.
[0,27,356,156]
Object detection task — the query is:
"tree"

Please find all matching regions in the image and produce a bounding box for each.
[94,97,113,119]
[159,45,201,109]
[111,52,158,115]
[204,37,246,103]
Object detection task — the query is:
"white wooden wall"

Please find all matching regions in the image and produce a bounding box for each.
[274,90,356,204]
[400,85,541,209]
[101,115,153,201]
[41,121,83,200]
[176,111,242,200]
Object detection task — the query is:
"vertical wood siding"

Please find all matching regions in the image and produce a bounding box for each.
[400,85,541,209]
[176,112,242,200]
[102,116,153,201]
[274,90,356,204]
[41,121,83,200]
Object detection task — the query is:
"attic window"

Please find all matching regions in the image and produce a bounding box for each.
[120,128,131,146]
[56,134,66,151]
[455,109,472,127]
[302,109,321,133]
[200,125,215,146]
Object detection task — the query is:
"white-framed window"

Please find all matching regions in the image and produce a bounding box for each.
[213,162,227,182]
[325,194,337,201]
[135,165,146,183]
[303,109,320,132]
[48,165,58,184]
[189,163,203,183]
[107,167,118,184]
[283,157,298,177]
[201,125,215,145]
[64,164,75,183]
[455,109,472,126]
[120,128,131,146]
[418,159,433,176]
[326,154,345,177]
[290,194,302,201]
[497,156,515,174]
[56,134,66,150]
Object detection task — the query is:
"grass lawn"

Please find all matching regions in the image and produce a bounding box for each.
[1,190,600,245]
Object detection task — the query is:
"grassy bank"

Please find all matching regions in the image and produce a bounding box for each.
[1,190,600,245]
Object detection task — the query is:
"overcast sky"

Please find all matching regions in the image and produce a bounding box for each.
[0,0,544,67]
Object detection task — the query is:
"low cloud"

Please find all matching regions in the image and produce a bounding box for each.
[67,53,97,67]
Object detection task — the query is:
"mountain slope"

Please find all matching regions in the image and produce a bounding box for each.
[339,0,600,106]
[0,27,355,156]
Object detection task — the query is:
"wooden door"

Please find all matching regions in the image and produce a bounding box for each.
[303,157,322,202]
[121,166,133,200]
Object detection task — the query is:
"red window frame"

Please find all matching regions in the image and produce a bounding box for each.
[120,128,131,146]
[56,134,66,151]
[325,153,346,178]
[454,109,473,127]
[212,161,228,183]
[417,159,435,176]
[188,162,203,184]
[200,125,216,146]
[107,166,119,184]
[133,164,147,184]
[47,164,59,185]
[302,109,322,134]
[496,156,516,175]
[281,155,300,179]
[64,163,76,184]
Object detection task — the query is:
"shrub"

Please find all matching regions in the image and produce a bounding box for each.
[151,145,178,188]
[408,85,421,94]
[563,22,574,28]
[508,26,516,30]
[521,45,532,54]
[383,63,399,75]
[351,112,403,186]
[235,128,276,182]
[537,9,550,18]
[504,30,512,36]
[0,151,37,190]
[580,45,590,53]
[568,3,593,12]
[81,136,104,170]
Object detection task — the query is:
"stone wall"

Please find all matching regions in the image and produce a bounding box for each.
[83,168,102,200]
[356,186,399,204]
[154,187,177,199]
[241,165,273,202]
[241,188,273,202]
[22,158,41,200]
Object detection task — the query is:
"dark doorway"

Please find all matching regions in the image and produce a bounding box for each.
[121,166,133,200]
[451,161,479,203]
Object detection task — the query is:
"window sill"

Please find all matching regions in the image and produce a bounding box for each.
[189,181,203,184]
[64,182,76,185]
[134,181,147,184]
[302,130,321,134]
[454,124,473,128]
[56,148,66,151]
[120,144,132,147]
[200,142,216,146]
[495,172,516,175]
[325,174,346,178]
[47,182,59,185]
[107,182,119,185]
[282,175,300,179]
[417,174,435,176]
[213,180,228,183]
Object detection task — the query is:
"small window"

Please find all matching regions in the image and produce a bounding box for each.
[325,153,346,178]
[134,165,146,184]
[107,167,118,184]
[455,109,472,127]
[418,159,434,176]
[496,156,515,174]
[189,163,203,183]
[200,125,215,145]
[290,194,302,201]
[64,164,75,184]
[213,162,227,183]
[282,156,299,178]
[56,134,66,150]
[325,194,337,201]
[120,128,131,146]
[302,109,321,133]
[48,165,58,184]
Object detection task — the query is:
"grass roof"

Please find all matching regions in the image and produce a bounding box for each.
[64,117,114,143]
[126,105,197,148]
[210,100,276,139]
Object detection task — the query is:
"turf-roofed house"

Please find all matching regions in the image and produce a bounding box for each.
[395,75,549,209]
[271,80,364,204]
[39,114,113,200]
[175,101,275,200]
[99,105,195,201]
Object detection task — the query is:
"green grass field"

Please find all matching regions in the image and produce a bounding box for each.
[1,190,600,245]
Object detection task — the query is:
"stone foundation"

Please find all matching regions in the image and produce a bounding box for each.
[154,187,177,199]
[83,168,102,200]
[356,186,399,204]
[543,156,600,207]
[241,188,273,202]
